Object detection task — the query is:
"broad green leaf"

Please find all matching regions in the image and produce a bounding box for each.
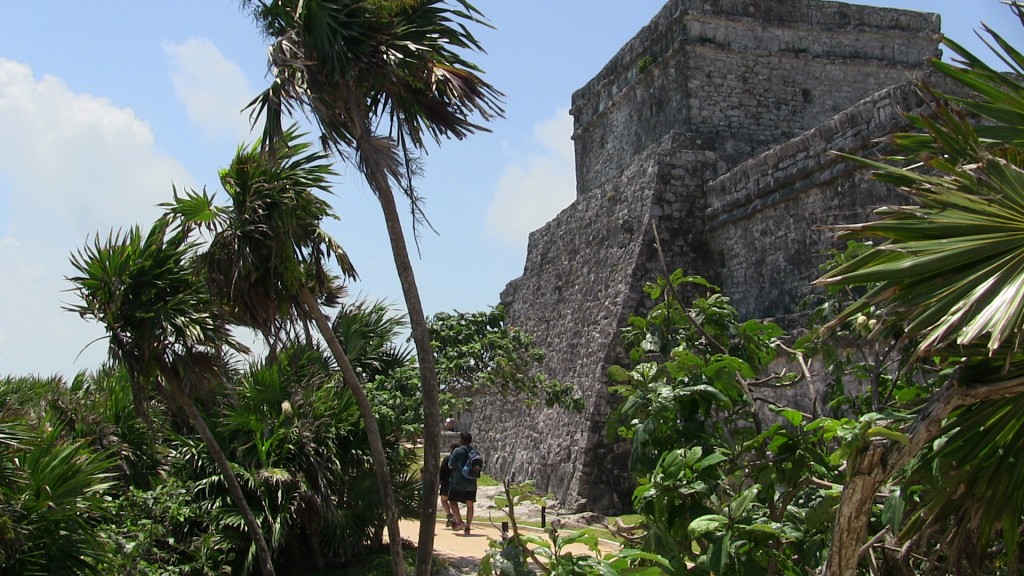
[697,451,729,470]
[778,407,805,427]
[882,488,906,532]
[608,364,632,383]
[688,514,728,537]
[866,426,910,445]
[744,522,784,538]
[728,485,760,518]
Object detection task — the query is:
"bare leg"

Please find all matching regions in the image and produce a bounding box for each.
[465,500,474,532]
[450,501,464,527]
[440,494,453,527]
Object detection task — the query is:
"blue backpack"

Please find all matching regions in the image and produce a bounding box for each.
[462,447,484,479]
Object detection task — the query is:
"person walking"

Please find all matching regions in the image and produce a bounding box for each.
[439,442,459,527]
[447,431,478,534]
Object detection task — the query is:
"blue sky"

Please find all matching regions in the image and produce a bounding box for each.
[0,1,1021,377]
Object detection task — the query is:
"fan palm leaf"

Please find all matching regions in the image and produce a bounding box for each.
[247,0,502,153]
[817,7,1024,574]
[903,387,1024,570]
[816,24,1024,360]
[331,298,414,383]
[2,425,117,576]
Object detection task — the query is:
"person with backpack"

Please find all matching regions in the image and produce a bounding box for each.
[448,431,483,534]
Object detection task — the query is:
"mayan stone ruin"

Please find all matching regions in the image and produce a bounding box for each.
[470,0,943,514]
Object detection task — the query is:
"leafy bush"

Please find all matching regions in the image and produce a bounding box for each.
[609,271,840,574]
[0,422,117,575]
[99,477,236,576]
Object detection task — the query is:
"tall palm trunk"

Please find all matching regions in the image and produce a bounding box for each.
[297,287,406,576]
[160,366,277,576]
[354,130,443,576]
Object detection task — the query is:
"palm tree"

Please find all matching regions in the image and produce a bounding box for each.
[221,342,417,571]
[332,298,414,387]
[66,220,279,576]
[0,423,117,575]
[240,3,504,573]
[815,7,1024,574]
[165,129,410,573]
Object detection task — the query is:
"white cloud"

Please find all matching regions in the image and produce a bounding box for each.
[485,108,576,248]
[0,58,191,377]
[164,38,254,140]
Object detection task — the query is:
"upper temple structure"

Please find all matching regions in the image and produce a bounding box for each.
[470,0,942,513]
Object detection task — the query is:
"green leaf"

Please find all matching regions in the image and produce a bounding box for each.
[777,407,805,427]
[697,451,729,470]
[688,514,728,537]
[608,364,632,383]
[866,426,910,446]
[605,548,673,573]
[882,488,906,532]
[728,485,760,518]
[744,522,784,537]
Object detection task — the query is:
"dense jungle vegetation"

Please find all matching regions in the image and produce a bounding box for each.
[4,1,1024,575]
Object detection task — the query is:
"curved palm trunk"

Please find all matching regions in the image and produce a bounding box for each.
[826,447,885,576]
[161,367,277,576]
[825,372,1024,575]
[332,91,442,576]
[297,287,406,576]
[359,142,443,576]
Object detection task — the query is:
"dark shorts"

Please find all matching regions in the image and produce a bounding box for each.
[439,482,450,497]
[448,488,476,503]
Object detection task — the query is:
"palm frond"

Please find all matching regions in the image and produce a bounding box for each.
[67,220,235,379]
[244,0,504,227]
[195,126,356,344]
[816,19,1024,359]
[904,366,1024,570]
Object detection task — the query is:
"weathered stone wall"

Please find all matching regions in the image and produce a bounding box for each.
[572,0,939,192]
[474,138,722,511]
[470,0,942,514]
[705,83,932,320]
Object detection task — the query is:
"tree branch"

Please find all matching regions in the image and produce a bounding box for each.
[649,220,728,355]
[883,370,1024,479]
[826,368,1024,575]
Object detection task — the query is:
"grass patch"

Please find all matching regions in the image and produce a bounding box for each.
[616,513,643,525]
[477,472,500,487]
[408,445,425,478]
